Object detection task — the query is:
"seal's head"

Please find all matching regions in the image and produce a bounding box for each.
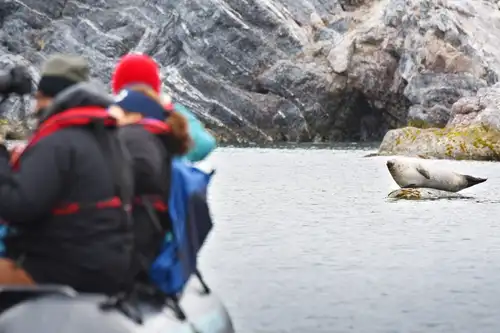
[386,158,409,185]
[386,158,398,174]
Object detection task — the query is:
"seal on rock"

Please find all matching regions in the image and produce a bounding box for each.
[386,158,487,192]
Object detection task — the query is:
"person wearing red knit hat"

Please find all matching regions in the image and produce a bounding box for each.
[111,53,162,94]
[109,52,220,303]
[110,54,192,284]
[110,53,216,163]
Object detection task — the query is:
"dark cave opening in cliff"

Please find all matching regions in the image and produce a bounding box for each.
[252,82,270,95]
[343,91,388,142]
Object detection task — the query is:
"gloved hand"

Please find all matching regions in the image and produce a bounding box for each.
[8,66,33,95]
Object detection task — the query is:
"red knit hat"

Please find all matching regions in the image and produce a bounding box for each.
[111,53,162,94]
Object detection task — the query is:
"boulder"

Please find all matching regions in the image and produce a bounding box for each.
[378,124,500,161]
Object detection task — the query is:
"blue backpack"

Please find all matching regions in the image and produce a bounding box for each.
[148,158,215,296]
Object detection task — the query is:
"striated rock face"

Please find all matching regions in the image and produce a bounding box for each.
[1,0,500,143]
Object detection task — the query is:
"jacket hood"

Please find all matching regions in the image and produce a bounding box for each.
[39,82,114,122]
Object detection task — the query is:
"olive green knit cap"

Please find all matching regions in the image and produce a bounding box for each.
[40,54,89,82]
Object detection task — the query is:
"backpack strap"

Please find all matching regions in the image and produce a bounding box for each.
[89,122,144,323]
[91,121,133,221]
[194,269,210,294]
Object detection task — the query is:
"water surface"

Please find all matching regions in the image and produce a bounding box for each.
[199,146,500,333]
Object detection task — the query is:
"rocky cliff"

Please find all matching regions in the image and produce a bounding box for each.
[374,0,500,160]
[0,0,499,145]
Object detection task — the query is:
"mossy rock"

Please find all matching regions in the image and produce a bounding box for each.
[387,188,466,200]
[378,124,500,161]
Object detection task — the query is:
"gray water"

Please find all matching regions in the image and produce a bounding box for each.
[198,146,500,333]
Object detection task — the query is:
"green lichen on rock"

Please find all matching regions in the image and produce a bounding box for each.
[378,124,500,161]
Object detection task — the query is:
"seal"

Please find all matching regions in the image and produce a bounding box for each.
[386,158,487,192]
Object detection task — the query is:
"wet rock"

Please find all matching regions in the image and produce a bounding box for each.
[387,188,467,201]
[1,0,500,143]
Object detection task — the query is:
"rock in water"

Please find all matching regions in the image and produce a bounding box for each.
[378,124,500,161]
[2,0,500,143]
[387,188,467,201]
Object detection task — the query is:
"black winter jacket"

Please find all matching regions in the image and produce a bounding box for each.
[0,83,134,294]
[118,124,171,283]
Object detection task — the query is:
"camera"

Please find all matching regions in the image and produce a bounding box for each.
[0,65,33,98]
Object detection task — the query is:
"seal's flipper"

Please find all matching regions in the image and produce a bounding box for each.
[401,184,418,189]
[464,175,487,188]
[416,166,430,179]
